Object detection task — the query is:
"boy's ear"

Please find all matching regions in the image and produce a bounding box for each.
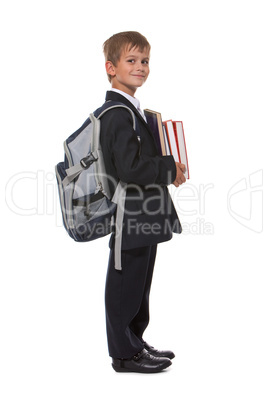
[105,61,116,77]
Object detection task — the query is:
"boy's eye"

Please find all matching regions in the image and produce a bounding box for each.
[126,58,149,65]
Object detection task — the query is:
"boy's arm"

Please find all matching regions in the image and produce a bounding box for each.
[103,109,178,186]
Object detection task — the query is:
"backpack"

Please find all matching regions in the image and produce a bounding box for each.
[55,101,137,270]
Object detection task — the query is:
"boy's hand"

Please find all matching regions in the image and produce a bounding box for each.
[173,162,186,187]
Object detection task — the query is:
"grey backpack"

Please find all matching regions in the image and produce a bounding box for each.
[55,101,137,270]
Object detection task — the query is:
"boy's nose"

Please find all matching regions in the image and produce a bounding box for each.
[137,62,145,71]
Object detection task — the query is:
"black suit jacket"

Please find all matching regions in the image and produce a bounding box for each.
[99,91,182,250]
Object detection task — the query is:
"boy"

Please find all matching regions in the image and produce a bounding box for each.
[100,31,186,373]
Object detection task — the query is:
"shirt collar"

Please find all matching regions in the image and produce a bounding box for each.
[109,88,141,111]
[109,88,147,121]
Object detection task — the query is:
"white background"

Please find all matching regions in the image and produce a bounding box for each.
[1,0,267,401]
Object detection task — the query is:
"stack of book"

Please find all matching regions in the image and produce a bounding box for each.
[144,109,190,179]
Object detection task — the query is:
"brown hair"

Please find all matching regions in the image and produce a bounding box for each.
[103,31,151,82]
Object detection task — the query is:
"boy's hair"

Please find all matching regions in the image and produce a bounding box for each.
[103,31,151,82]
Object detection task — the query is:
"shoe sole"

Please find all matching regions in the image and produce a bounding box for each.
[112,359,172,374]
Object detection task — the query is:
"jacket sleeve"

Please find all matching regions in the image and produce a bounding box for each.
[103,109,177,186]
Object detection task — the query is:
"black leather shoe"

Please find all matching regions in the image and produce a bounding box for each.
[112,349,172,373]
[143,342,175,360]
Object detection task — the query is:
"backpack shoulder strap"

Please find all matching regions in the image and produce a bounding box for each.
[111,180,127,270]
[95,102,140,270]
[62,103,137,188]
[95,101,137,130]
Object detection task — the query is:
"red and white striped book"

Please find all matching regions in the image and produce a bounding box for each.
[163,119,189,179]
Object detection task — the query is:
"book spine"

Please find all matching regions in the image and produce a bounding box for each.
[163,120,180,163]
[172,121,181,163]
[180,121,189,179]
[174,121,189,179]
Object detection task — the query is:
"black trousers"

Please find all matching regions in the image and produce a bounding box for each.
[105,244,157,359]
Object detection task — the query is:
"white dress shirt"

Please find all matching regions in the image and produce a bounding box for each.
[109,88,147,121]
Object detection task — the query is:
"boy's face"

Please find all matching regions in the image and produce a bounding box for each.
[106,45,150,96]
